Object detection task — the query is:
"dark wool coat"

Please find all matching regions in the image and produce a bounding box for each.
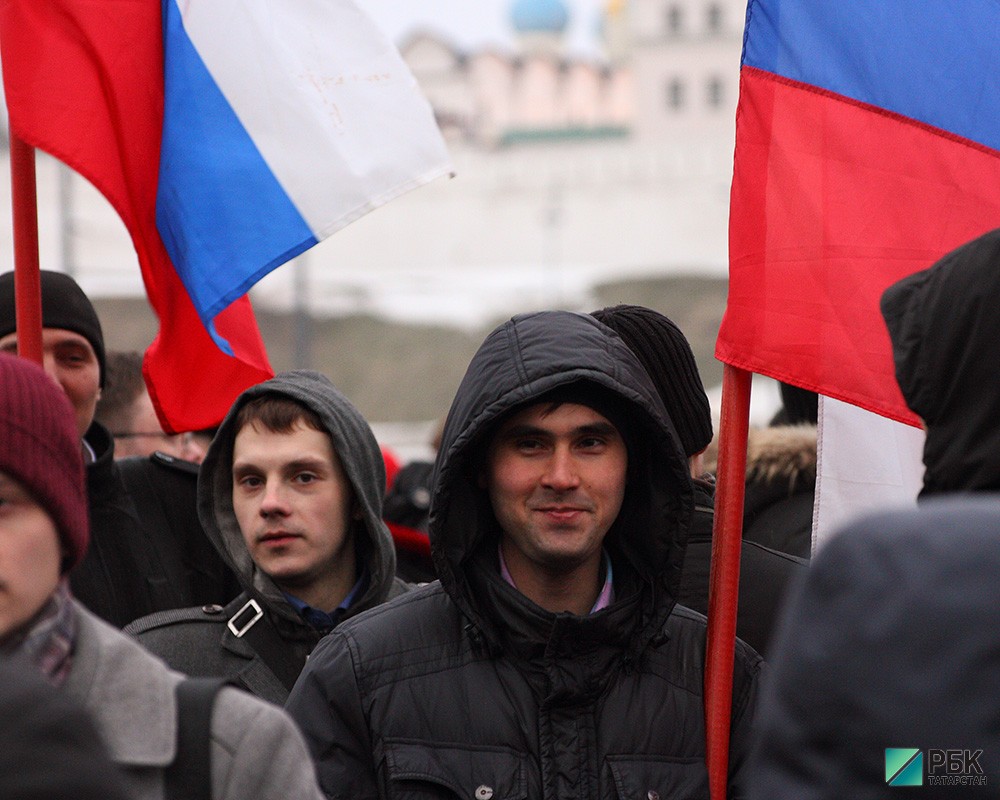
[286,311,762,799]
[71,421,161,627]
[741,424,817,559]
[72,423,238,629]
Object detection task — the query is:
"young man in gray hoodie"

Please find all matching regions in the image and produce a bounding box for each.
[127,371,405,704]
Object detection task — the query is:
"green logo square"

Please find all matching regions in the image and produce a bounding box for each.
[886,748,923,786]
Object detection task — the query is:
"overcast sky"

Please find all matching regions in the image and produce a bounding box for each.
[362,0,605,55]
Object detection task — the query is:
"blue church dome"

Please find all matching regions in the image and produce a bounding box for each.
[510,0,569,34]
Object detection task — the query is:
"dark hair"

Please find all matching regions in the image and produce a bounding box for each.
[234,394,324,437]
[94,351,146,432]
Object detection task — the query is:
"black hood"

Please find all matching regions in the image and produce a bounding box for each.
[429,310,693,651]
[750,496,1000,798]
[881,227,1000,495]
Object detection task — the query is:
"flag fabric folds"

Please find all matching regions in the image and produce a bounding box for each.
[718,0,1000,426]
[158,0,451,352]
[0,0,450,432]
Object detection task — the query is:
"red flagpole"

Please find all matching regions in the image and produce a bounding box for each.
[9,130,44,365]
[705,364,752,799]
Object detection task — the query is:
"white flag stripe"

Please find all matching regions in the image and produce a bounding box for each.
[179,0,451,237]
[814,396,925,553]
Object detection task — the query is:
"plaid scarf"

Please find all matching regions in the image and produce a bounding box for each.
[0,580,76,686]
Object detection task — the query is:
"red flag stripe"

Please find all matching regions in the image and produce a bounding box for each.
[719,66,1000,426]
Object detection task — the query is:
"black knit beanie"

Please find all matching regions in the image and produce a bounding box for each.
[0,353,89,573]
[0,270,106,387]
[592,304,713,457]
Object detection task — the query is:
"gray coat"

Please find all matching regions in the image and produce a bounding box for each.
[126,371,405,704]
[66,601,323,800]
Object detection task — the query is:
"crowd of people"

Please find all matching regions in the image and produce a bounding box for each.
[2,226,999,799]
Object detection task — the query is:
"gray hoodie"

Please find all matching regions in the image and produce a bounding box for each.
[199,370,399,623]
[126,371,403,704]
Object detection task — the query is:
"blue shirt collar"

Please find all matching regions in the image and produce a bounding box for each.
[282,568,369,633]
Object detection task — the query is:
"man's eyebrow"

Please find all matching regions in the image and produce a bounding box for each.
[232,456,328,476]
[575,422,619,438]
[496,423,550,440]
[496,422,620,440]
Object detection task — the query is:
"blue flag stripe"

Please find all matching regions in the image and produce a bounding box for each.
[156,0,316,352]
[742,0,1000,153]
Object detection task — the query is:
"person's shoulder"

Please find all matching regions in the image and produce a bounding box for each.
[340,580,450,633]
[211,684,296,733]
[122,602,240,674]
[654,604,764,682]
[210,687,325,800]
[311,582,464,674]
[124,602,232,637]
[75,601,174,667]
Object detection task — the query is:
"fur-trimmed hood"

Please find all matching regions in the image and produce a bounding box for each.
[745,424,817,490]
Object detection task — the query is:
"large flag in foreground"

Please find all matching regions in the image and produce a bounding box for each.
[717,1,1000,426]
[0,0,450,431]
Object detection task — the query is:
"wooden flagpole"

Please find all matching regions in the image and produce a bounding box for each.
[705,363,752,799]
[9,130,44,365]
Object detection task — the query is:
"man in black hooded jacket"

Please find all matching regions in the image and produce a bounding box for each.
[286,310,762,799]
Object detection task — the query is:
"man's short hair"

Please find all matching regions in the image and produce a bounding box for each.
[234,393,325,438]
[94,351,147,432]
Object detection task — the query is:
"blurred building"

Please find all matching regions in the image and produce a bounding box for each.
[401,0,744,147]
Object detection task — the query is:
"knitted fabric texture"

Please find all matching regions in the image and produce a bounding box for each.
[592,304,712,457]
[0,270,106,387]
[0,354,89,571]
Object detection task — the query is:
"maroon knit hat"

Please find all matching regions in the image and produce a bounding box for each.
[0,353,88,573]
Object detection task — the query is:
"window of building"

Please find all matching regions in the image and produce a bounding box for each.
[666,78,685,110]
[707,76,724,107]
[706,3,723,34]
[665,4,683,35]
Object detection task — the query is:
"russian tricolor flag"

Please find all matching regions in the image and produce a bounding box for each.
[0,0,450,431]
[717,0,1000,426]
[159,0,450,353]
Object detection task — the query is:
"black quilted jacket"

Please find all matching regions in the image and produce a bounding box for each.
[286,311,762,799]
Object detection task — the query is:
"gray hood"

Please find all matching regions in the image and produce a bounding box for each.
[198,370,396,627]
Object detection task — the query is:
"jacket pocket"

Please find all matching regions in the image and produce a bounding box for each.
[606,755,708,800]
[383,739,529,800]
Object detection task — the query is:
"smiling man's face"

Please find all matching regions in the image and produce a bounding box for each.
[485,401,627,583]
